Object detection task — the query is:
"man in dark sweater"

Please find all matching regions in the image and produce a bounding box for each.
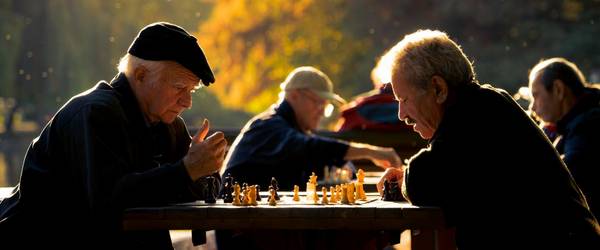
[378,30,599,249]
[218,66,402,250]
[222,66,402,191]
[528,57,600,219]
[0,22,226,249]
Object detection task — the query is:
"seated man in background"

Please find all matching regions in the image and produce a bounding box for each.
[222,66,402,191]
[378,30,599,249]
[528,57,600,218]
[218,66,402,250]
[335,53,412,132]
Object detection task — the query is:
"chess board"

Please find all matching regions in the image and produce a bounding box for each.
[181,192,382,207]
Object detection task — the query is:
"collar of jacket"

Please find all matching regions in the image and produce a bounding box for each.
[274,100,302,132]
[556,87,600,134]
[108,73,153,130]
[429,81,481,143]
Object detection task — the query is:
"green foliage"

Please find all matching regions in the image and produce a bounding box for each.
[0,0,250,131]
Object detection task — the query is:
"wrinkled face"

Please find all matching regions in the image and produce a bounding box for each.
[136,64,200,124]
[391,74,444,139]
[293,89,328,132]
[529,74,562,123]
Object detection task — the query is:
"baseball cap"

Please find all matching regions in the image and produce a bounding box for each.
[280,66,346,105]
[127,22,215,86]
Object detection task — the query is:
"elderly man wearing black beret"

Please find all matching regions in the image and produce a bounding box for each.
[0,22,226,249]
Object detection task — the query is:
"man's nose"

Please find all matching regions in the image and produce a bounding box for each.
[397,103,406,121]
[529,101,536,114]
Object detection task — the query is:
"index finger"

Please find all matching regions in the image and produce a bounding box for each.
[204,131,225,145]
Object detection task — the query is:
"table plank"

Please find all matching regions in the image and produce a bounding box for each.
[123,194,445,232]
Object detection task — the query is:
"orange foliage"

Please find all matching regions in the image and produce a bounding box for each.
[196,0,366,113]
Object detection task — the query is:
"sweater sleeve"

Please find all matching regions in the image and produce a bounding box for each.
[402,140,454,207]
[63,104,199,212]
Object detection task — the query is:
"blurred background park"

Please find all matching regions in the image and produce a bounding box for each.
[1,0,599,187]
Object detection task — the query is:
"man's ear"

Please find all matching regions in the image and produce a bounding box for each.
[133,66,147,85]
[552,79,565,100]
[431,75,448,103]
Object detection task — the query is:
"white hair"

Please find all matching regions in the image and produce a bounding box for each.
[389,29,476,90]
[117,54,166,80]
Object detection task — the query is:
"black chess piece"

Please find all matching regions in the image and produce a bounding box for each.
[270,177,280,200]
[222,173,234,203]
[204,176,216,204]
[255,185,262,201]
[381,179,390,201]
[389,181,400,201]
[382,179,402,201]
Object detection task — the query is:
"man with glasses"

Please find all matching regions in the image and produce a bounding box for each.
[218,66,402,249]
[221,66,402,191]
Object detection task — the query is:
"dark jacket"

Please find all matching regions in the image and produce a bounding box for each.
[222,100,349,191]
[402,83,600,249]
[555,87,600,218]
[0,74,214,249]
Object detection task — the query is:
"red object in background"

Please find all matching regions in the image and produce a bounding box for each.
[335,83,412,132]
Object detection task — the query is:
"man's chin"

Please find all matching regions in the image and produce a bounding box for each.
[160,115,178,124]
[415,128,433,140]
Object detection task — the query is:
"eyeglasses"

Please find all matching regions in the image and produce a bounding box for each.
[298,89,334,117]
[299,89,327,107]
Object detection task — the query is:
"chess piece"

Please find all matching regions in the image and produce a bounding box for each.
[204,176,217,204]
[347,182,355,204]
[357,169,365,183]
[306,172,318,202]
[232,183,242,206]
[355,182,367,201]
[255,185,262,201]
[321,187,328,205]
[222,174,234,203]
[381,179,403,201]
[313,188,319,204]
[335,185,342,201]
[309,172,318,184]
[329,186,337,203]
[242,187,250,205]
[293,185,300,202]
[248,185,258,206]
[268,188,277,206]
[341,184,350,204]
[389,180,402,201]
[271,177,280,200]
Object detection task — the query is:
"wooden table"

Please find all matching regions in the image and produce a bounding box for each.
[123,192,454,250]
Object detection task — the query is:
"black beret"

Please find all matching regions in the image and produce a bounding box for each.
[128,22,215,86]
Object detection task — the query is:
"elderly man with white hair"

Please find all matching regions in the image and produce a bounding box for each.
[0,22,226,249]
[378,30,600,249]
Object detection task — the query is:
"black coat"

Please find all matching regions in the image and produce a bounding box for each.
[556,87,600,218]
[0,74,215,249]
[402,83,600,249]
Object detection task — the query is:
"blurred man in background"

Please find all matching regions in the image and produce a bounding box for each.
[528,57,600,218]
[222,66,402,191]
